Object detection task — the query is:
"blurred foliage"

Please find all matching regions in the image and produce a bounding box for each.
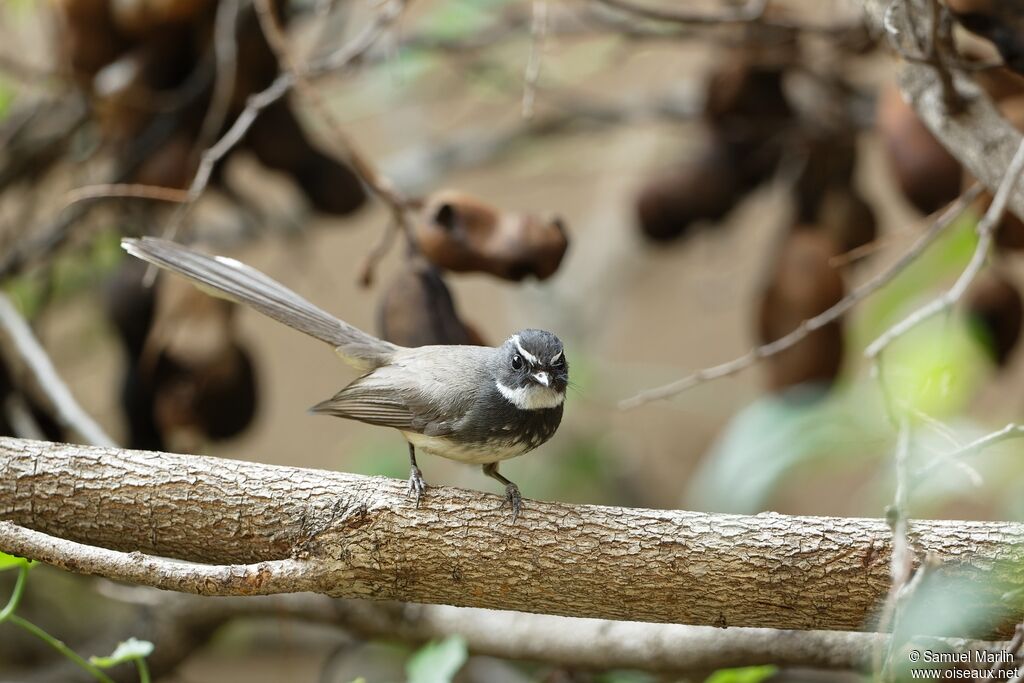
[882,314,989,420]
[405,635,468,683]
[90,637,154,683]
[2,227,125,320]
[687,383,890,513]
[703,666,777,683]
[0,551,33,571]
[854,213,980,351]
[594,671,655,683]
[0,79,14,120]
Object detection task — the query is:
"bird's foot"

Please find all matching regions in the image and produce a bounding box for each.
[407,465,427,507]
[499,482,522,523]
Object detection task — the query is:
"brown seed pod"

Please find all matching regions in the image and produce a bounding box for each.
[110,0,213,36]
[948,0,1024,74]
[104,264,258,450]
[377,257,482,347]
[245,100,367,217]
[965,269,1024,366]
[56,0,130,83]
[758,230,846,393]
[877,82,962,215]
[703,54,792,127]
[817,186,878,257]
[415,191,568,281]
[634,139,745,243]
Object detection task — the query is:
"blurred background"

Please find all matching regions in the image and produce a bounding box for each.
[4,0,1024,680]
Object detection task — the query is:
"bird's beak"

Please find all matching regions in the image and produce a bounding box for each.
[532,371,550,387]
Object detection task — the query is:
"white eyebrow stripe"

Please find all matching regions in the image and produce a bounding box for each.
[512,335,539,365]
[551,350,562,364]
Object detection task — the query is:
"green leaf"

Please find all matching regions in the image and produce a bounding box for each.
[883,313,988,420]
[406,635,468,683]
[89,638,155,668]
[704,665,778,683]
[0,551,31,571]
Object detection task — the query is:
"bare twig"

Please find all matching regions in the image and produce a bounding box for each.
[195,0,241,152]
[865,140,1024,359]
[592,0,768,25]
[0,296,115,447]
[619,186,983,409]
[915,423,1024,484]
[522,0,549,119]
[64,184,190,207]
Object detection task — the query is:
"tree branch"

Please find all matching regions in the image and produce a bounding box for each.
[2,438,1024,636]
[0,297,115,447]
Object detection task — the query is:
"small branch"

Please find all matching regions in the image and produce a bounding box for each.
[0,296,115,447]
[619,186,983,409]
[0,522,317,596]
[64,185,190,207]
[30,590,1010,683]
[865,140,1024,359]
[522,0,549,119]
[915,423,1024,484]
[592,0,768,25]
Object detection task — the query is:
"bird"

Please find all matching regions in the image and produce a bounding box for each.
[120,237,569,520]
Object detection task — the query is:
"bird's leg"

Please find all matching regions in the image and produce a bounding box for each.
[482,463,522,523]
[407,443,427,507]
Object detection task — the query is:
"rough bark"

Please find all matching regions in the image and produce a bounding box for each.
[2,438,1024,636]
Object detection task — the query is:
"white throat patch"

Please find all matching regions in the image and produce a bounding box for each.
[496,380,564,410]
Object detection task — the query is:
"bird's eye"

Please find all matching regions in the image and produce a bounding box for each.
[511,354,523,370]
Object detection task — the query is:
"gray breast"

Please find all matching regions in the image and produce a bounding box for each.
[454,383,564,453]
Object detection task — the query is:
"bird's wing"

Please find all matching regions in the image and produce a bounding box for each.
[309,346,489,436]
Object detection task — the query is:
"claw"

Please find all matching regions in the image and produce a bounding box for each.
[499,482,522,523]
[407,465,427,507]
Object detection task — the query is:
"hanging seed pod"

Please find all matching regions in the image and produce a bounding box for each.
[948,0,1024,74]
[105,265,258,451]
[377,257,481,347]
[792,129,877,257]
[877,82,962,215]
[965,269,1023,367]
[758,230,846,393]
[635,139,744,243]
[415,191,568,281]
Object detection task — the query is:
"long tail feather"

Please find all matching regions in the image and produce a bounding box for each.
[121,237,397,370]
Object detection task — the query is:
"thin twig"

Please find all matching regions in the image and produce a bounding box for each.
[522,0,549,119]
[195,0,241,153]
[619,186,983,409]
[592,0,768,25]
[0,294,115,447]
[64,184,191,207]
[915,423,1024,484]
[865,140,1024,359]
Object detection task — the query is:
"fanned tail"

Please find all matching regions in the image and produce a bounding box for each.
[121,237,397,370]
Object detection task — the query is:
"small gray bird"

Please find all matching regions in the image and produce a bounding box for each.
[121,238,568,520]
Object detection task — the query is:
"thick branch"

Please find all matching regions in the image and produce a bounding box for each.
[2,438,1024,636]
[25,591,1005,682]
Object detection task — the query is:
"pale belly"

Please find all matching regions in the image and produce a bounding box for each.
[401,431,531,464]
